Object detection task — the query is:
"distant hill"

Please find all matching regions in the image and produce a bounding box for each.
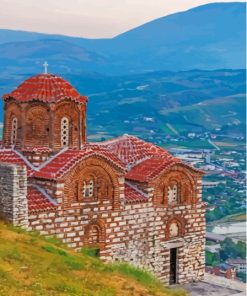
[0,39,108,74]
[0,221,186,296]
[0,69,245,140]
[0,2,245,74]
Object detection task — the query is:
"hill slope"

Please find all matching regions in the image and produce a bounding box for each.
[0,2,245,74]
[0,222,186,296]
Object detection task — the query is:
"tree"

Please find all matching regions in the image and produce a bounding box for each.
[236,241,246,259]
[206,251,219,266]
[220,238,238,259]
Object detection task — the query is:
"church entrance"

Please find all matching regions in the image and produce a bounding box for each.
[169,248,177,284]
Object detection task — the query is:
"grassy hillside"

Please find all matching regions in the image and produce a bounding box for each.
[0,222,187,296]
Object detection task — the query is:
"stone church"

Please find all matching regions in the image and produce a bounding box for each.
[0,72,205,285]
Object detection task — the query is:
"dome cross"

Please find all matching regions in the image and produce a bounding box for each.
[43,61,48,74]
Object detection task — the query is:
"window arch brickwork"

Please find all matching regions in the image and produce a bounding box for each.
[25,104,50,147]
[165,217,186,240]
[3,102,22,147]
[63,157,121,209]
[84,219,106,248]
[54,101,80,150]
[154,166,196,206]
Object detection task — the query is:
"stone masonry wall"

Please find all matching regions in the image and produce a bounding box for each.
[0,163,28,228]
[28,198,205,285]
[27,161,205,285]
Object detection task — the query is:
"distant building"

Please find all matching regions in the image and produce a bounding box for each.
[227,259,247,273]
[206,264,236,280]
[187,133,196,138]
[202,181,226,188]
[205,244,221,253]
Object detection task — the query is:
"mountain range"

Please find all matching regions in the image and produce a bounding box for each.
[0,69,245,140]
[0,2,245,75]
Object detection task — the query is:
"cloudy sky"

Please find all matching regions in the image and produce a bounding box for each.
[0,0,245,38]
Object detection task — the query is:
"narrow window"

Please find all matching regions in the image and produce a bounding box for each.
[83,180,94,198]
[61,117,69,147]
[168,184,179,204]
[88,226,99,244]
[11,117,18,145]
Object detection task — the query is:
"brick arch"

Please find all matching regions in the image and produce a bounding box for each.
[24,104,50,147]
[84,219,106,248]
[165,216,186,240]
[154,165,196,206]
[54,101,80,150]
[3,102,22,147]
[63,156,121,209]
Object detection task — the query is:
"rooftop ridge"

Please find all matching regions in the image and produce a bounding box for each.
[12,148,37,171]
[91,134,135,145]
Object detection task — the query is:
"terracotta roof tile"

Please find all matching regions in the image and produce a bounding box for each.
[33,146,126,180]
[0,149,33,176]
[126,156,181,182]
[3,74,87,104]
[27,185,57,213]
[95,134,170,166]
[124,183,148,203]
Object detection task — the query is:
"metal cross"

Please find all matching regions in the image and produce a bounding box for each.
[43,61,48,74]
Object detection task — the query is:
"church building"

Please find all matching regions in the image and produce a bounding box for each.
[0,70,206,285]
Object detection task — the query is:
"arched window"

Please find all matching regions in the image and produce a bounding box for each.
[169,222,179,238]
[83,180,94,198]
[168,183,179,204]
[88,226,100,244]
[61,117,69,147]
[11,117,18,145]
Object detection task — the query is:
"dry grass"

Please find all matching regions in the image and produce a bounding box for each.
[0,221,188,296]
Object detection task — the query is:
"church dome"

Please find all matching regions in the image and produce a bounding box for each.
[3,74,87,103]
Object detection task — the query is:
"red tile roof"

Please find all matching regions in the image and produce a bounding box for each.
[0,135,201,184]
[124,183,148,203]
[33,146,126,180]
[27,185,57,213]
[3,74,87,104]
[0,149,33,176]
[126,156,180,182]
[96,135,170,166]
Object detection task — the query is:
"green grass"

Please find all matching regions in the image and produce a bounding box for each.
[0,221,188,296]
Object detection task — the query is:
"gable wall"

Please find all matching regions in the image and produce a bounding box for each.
[27,181,205,285]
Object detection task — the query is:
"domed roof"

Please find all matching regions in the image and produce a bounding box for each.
[3,74,87,103]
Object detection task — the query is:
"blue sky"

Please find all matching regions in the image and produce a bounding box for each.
[0,0,245,37]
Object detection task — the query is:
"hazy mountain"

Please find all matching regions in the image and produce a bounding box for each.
[0,39,108,74]
[0,2,245,74]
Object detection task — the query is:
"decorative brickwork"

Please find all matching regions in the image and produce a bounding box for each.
[2,75,87,159]
[0,73,206,285]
